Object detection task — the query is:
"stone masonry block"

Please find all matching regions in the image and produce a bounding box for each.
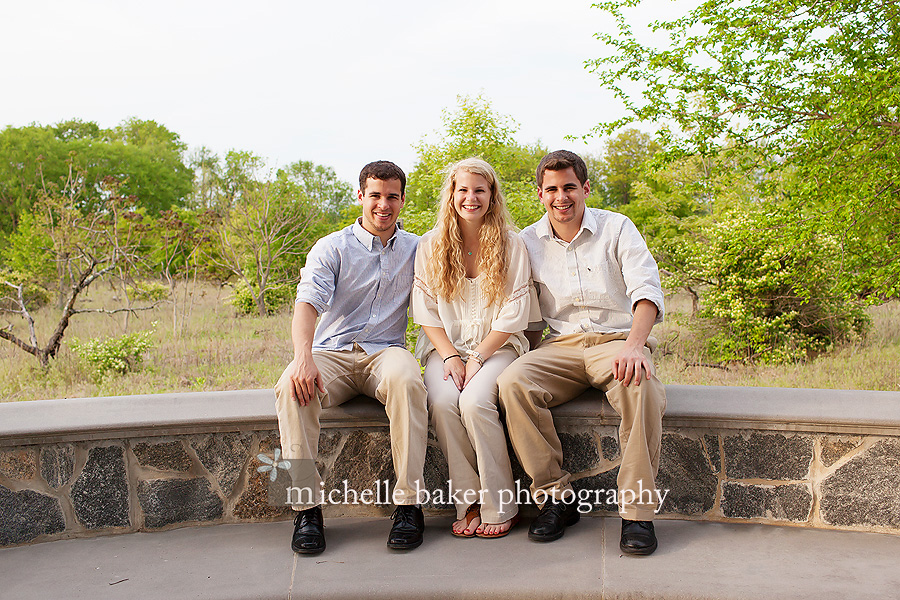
[820,438,900,528]
[139,478,224,528]
[422,443,452,510]
[132,441,193,472]
[656,434,717,516]
[0,448,37,481]
[325,431,395,501]
[71,446,130,529]
[190,433,252,496]
[571,468,619,514]
[724,433,813,480]
[820,436,863,468]
[722,482,812,522]
[600,435,620,461]
[0,485,66,546]
[560,431,601,475]
[40,445,75,489]
[703,434,721,473]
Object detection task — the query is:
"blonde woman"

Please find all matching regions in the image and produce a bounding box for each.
[412,158,536,538]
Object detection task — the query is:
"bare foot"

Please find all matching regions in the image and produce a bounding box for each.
[452,503,480,537]
[475,514,520,538]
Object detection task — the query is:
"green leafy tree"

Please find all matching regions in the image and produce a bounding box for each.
[406,95,548,232]
[587,128,661,207]
[0,118,192,239]
[275,160,354,218]
[591,0,900,301]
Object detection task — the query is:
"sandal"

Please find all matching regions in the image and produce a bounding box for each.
[451,503,481,538]
[475,513,520,539]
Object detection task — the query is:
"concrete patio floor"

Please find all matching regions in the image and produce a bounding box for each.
[2,516,899,599]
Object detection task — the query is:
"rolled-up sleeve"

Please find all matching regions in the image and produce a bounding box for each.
[410,236,443,328]
[492,236,536,334]
[618,219,665,324]
[296,238,337,315]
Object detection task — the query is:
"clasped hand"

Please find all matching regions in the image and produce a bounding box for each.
[443,356,482,391]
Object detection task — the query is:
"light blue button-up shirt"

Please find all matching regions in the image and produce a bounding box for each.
[296,220,418,353]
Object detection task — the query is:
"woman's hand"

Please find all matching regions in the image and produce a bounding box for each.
[463,359,482,388]
[443,356,466,391]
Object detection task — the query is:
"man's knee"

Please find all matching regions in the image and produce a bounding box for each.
[379,349,422,384]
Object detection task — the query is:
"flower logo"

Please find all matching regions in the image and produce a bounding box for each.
[257,448,291,482]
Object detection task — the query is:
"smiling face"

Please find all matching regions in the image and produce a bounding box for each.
[452,170,492,226]
[538,167,589,241]
[358,177,405,241]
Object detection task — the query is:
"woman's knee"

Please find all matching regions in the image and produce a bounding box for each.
[458,388,499,422]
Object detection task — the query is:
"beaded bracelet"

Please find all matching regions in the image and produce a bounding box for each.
[468,350,485,365]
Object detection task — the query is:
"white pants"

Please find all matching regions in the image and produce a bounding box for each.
[424,348,518,523]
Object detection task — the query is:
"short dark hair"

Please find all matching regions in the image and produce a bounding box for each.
[536,150,588,188]
[359,161,406,195]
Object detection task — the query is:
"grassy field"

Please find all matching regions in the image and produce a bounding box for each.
[1,283,898,402]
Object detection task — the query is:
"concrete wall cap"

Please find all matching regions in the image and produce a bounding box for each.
[3,385,900,446]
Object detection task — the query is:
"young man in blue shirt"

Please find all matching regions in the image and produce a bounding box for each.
[274,161,428,554]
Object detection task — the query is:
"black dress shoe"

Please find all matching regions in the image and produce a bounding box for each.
[620,519,657,555]
[387,505,425,550]
[291,506,325,554]
[528,496,580,542]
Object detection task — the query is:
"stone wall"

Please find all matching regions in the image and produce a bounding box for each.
[2,386,899,547]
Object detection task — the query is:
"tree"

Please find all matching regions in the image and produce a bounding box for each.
[275,160,354,218]
[591,0,900,301]
[206,177,323,317]
[0,166,153,367]
[587,128,661,207]
[0,118,193,239]
[146,208,209,333]
[406,95,548,232]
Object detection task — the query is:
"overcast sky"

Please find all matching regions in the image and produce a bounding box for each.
[3,0,688,186]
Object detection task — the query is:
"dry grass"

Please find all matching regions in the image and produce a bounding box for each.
[655,294,900,392]
[1,282,292,402]
[2,284,898,402]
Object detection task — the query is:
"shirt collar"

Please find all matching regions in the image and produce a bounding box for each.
[352,218,398,251]
[535,208,598,243]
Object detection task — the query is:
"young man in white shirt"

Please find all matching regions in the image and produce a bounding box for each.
[498,150,667,555]
[274,161,428,555]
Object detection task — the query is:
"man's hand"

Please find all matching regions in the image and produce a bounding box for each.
[444,356,466,391]
[612,300,658,387]
[289,353,325,406]
[611,344,651,387]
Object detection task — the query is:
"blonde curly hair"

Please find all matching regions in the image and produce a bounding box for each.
[428,158,515,307]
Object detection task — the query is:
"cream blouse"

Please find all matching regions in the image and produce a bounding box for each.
[411,230,539,362]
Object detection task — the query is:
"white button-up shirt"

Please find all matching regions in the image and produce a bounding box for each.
[521,208,664,339]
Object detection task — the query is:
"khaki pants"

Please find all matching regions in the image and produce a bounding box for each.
[497,333,666,521]
[274,345,428,509]
[424,348,518,524]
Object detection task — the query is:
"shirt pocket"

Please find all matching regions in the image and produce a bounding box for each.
[579,263,620,310]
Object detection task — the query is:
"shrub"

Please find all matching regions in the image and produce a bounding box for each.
[71,329,155,382]
[230,284,295,315]
[696,207,869,363]
[126,281,170,302]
